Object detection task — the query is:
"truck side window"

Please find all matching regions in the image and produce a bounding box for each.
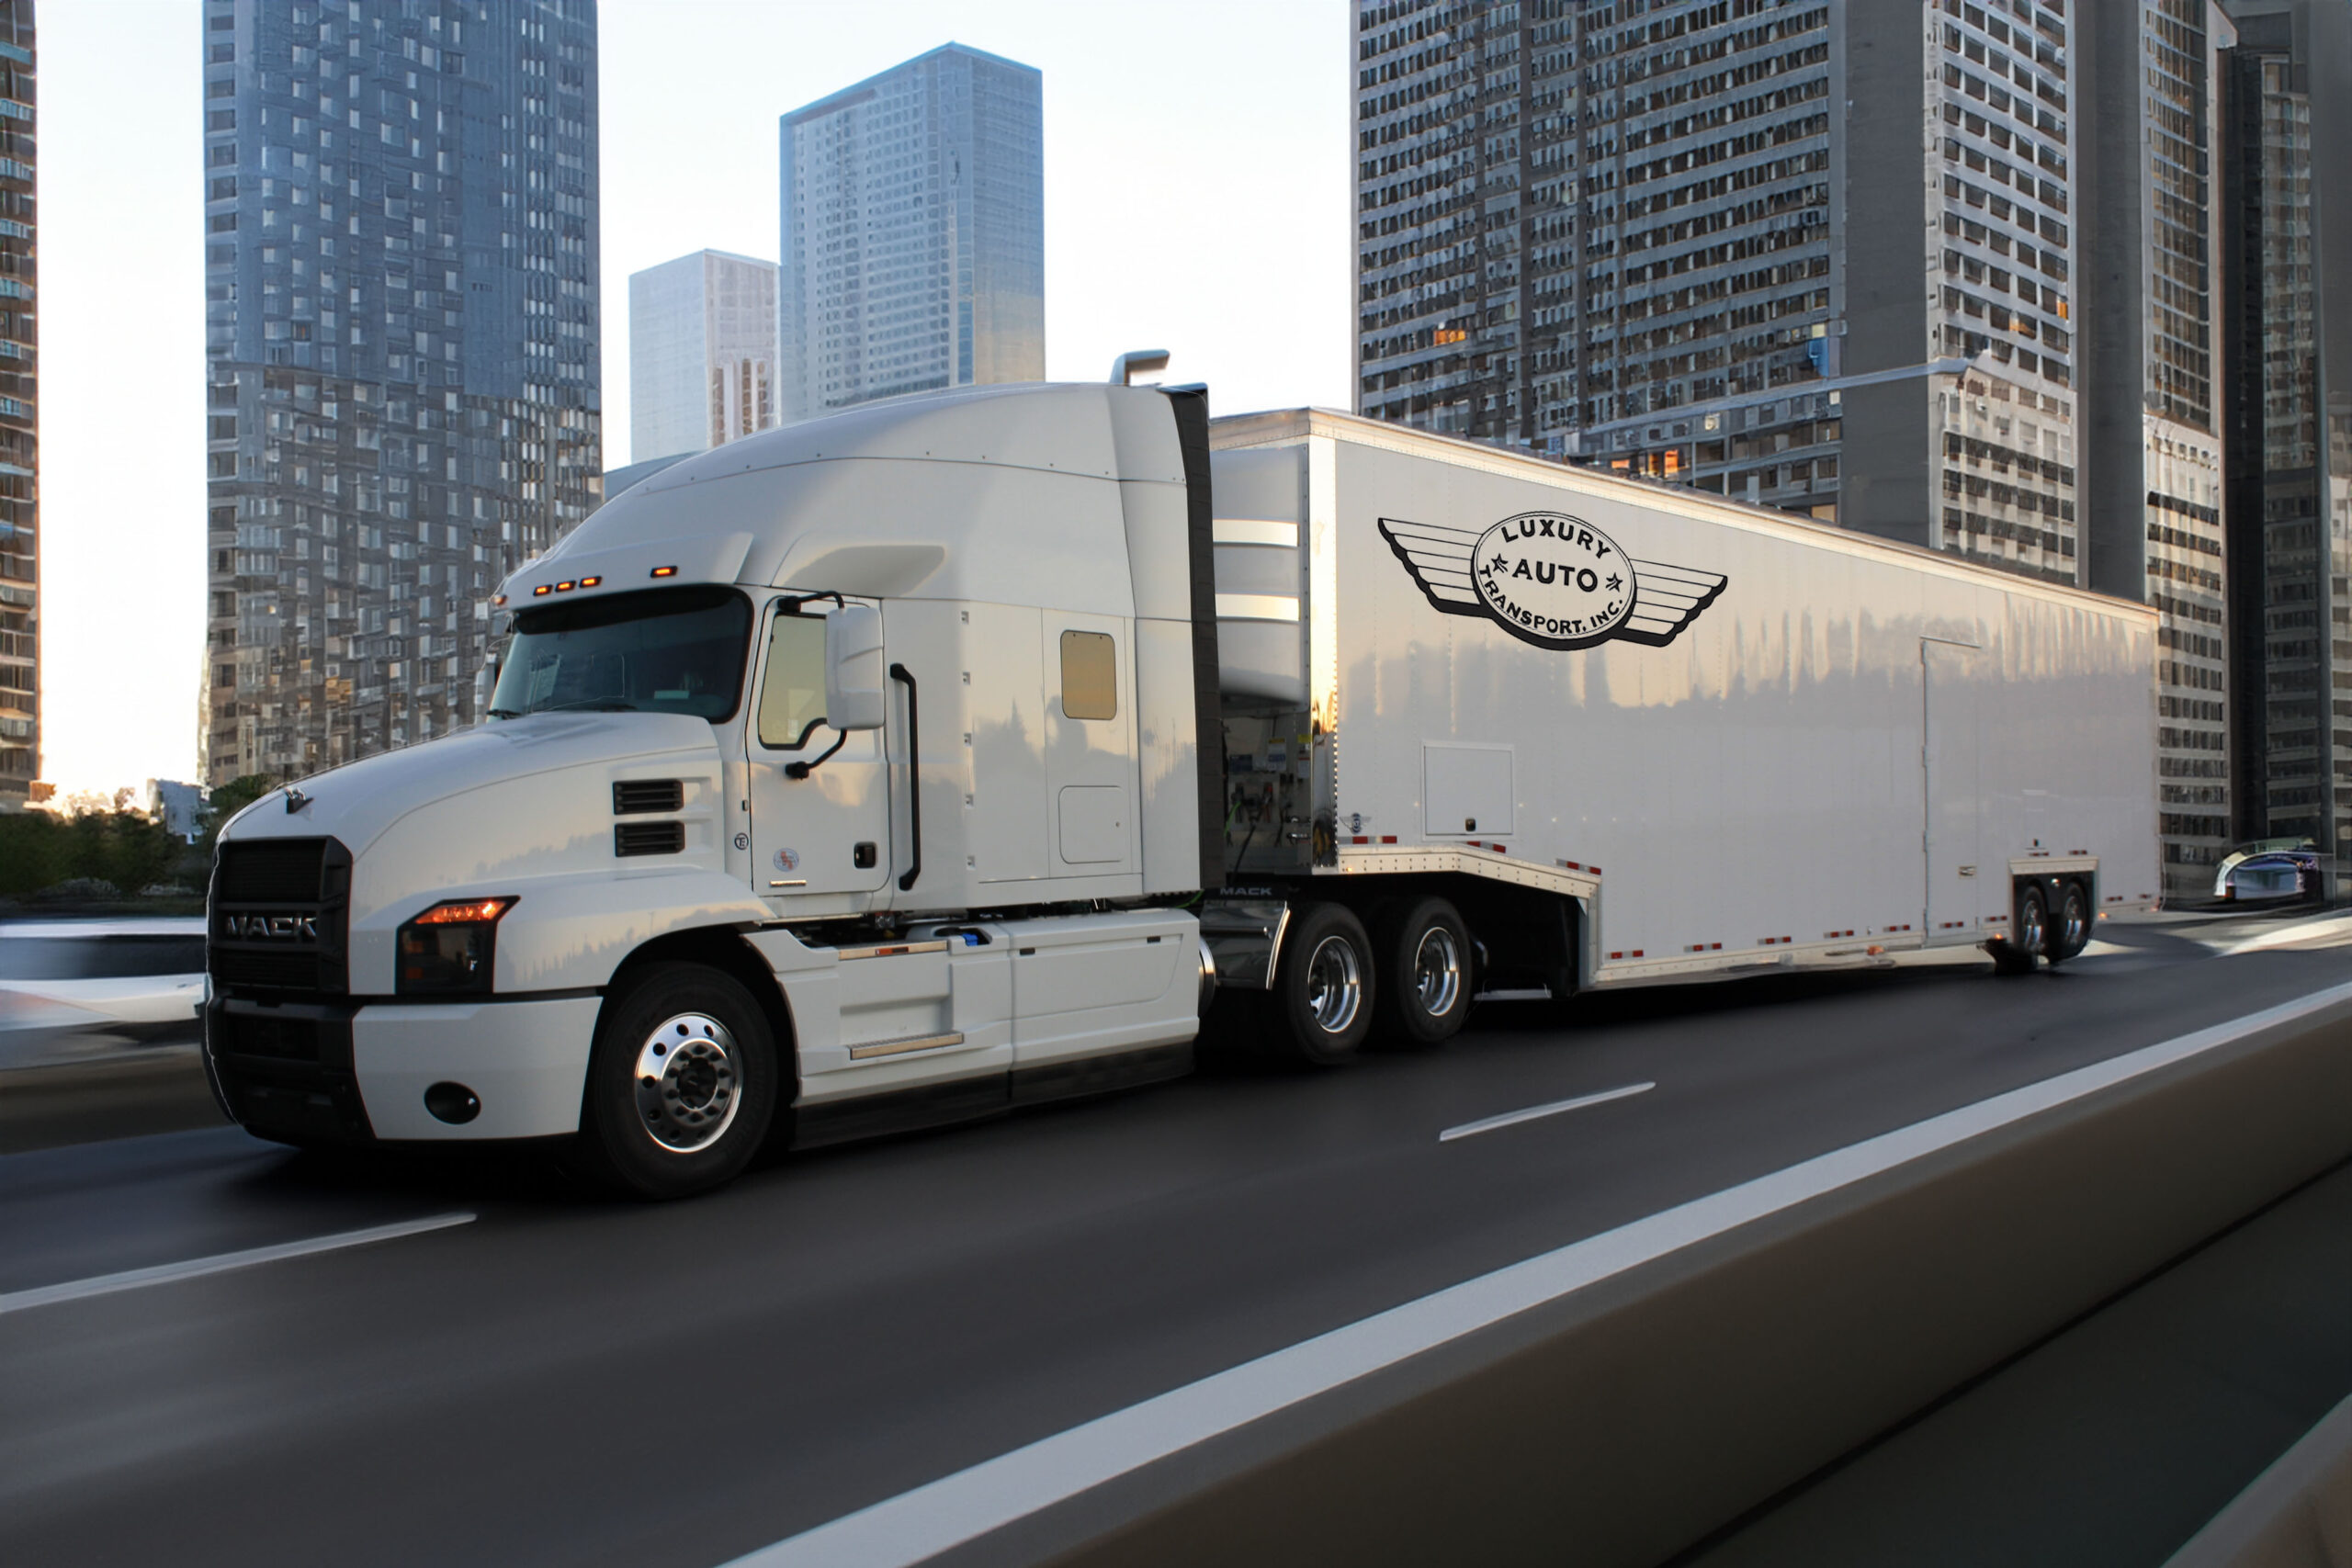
[1060,630,1117,721]
[757,613,828,748]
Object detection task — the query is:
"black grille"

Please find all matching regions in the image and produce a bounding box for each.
[613,779,684,815]
[207,999,373,1144]
[615,819,685,857]
[219,839,330,903]
[209,836,353,999]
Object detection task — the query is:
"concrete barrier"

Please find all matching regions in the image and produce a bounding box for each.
[917,990,2352,1568]
[2166,1393,2352,1568]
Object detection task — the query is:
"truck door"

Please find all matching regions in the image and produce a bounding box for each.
[1923,639,1983,939]
[744,599,891,899]
[1042,611,1136,877]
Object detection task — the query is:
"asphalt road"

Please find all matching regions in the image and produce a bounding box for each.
[2,909,2346,1568]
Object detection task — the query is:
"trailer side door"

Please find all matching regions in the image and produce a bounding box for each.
[1924,639,1984,940]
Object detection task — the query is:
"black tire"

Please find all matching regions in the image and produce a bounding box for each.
[1272,903,1375,1066]
[1373,897,1473,1046]
[2047,880,2092,964]
[571,962,780,1201]
[1992,883,2051,976]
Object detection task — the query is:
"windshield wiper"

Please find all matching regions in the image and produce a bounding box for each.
[534,698,644,714]
[487,706,524,719]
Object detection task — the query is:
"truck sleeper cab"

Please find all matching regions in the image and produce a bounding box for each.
[204,381,2161,1199]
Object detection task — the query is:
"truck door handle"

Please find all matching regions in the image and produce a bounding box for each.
[891,662,922,891]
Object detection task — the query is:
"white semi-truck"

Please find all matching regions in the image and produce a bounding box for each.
[204,380,2160,1197]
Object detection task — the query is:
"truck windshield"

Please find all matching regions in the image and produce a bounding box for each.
[490,585,752,721]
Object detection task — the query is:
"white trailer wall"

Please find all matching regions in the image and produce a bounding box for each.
[1211,412,2160,982]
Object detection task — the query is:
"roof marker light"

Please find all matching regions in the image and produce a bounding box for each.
[532,584,551,596]
[650,565,678,578]
[556,581,575,592]
[580,575,602,588]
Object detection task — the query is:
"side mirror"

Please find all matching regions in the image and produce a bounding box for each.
[824,604,887,731]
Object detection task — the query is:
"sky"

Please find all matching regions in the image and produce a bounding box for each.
[38,0,1351,799]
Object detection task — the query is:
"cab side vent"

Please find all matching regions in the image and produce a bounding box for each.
[613,779,684,815]
[615,820,686,857]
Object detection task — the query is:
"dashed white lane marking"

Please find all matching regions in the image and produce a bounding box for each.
[716,979,2352,1568]
[0,1213,478,1315]
[1438,1081,1656,1143]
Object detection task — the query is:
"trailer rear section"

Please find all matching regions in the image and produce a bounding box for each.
[1199,410,2160,1060]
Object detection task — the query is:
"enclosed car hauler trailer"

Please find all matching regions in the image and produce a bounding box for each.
[201,383,2158,1198]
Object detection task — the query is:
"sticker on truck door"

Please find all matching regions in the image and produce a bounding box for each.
[1378,513,1725,650]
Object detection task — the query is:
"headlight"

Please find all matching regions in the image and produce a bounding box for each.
[397,897,517,995]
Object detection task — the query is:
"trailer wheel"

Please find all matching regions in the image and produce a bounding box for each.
[1992,884,2051,976]
[1374,897,1472,1046]
[571,962,780,1200]
[1273,903,1375,1066]
[2047,880,2092,964]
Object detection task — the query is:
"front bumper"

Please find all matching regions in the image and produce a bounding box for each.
[205,993,600,1145]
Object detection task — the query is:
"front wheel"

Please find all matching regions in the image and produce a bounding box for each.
[571,962,780,1200]
[1272,903,1375,1066]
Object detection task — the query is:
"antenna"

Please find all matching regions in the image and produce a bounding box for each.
[1108,349,1170,386]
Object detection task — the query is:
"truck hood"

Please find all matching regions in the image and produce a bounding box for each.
[220,712,722,860]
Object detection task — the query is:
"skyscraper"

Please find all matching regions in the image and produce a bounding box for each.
[0,2,32,808]
[777,43,1043,422]
[200,0,601,785]
[2078,0,2236,891]
[1355,2,2081,581]
[628,248,778,464]
[1354,1,2234,888]
[2221,0,2351,862]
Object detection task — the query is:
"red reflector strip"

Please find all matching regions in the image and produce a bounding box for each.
[1631,949,1643,958]
[1588,865,1601,875]
[1559,860,1581,871]
[1379,835,1397,844]
[1823,930,1855,939]
[1351,835,1368,844]
[1609,952,1623,960]
[1491,845,1506,855]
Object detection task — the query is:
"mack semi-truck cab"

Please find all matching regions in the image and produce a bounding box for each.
[205,378,2161,1198]
[207,381,1230,1196]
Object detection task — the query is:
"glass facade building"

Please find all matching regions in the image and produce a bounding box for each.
[628,248,778,465]
[1353,1,2079,577]
[0,2,31,807]
[2222,0,2351,861]
[2080,0,2235,891]
[201,0,601,785]
[777,44,1043,422]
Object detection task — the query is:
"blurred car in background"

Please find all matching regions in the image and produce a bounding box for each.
[2212,840,2324,904]
[0,919,207,1065]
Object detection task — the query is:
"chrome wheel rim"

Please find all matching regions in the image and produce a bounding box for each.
[2018,897,2046,956]
[2060,891,2088,953]
[1304,934,1363,1035]
[633,1011,741,1153]
[1412,925,1462,1019]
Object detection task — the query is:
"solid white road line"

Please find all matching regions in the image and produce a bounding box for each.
[1439,1081,1656,1142]
[0,1213,478,1316]
[718,978,2352,1568]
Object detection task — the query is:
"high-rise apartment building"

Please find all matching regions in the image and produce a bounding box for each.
[0,2,31,808]
[201,0,601,785]
[2222,0,2351,861]
[1355,0,2233,886]
[628,248,778,463]
[1355,1,2080,579]
[2079,0,2235,890]
[777,44,1043,422]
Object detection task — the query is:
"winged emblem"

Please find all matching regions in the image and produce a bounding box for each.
[1377,513,1725,651]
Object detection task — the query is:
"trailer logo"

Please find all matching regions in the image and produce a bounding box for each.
[1378,512,1726,651]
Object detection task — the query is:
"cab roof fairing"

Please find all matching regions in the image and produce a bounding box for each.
[497,383,1193,616]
